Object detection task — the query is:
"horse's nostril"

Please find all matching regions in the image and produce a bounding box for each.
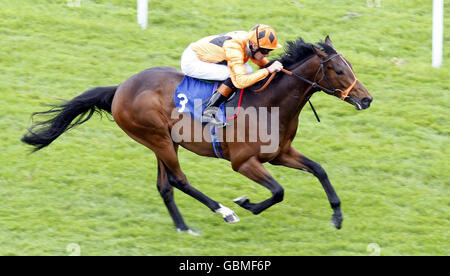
[361,97,372,107]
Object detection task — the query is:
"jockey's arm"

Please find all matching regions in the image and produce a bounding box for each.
[224,42,270,89]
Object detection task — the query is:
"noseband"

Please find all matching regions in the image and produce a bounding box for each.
[308,52,358,100]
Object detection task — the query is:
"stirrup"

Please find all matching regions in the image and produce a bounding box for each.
[201,110,228,128]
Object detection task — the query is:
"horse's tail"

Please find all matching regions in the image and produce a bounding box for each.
[21,86,118,152]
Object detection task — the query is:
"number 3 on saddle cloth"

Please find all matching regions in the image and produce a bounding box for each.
[174,75,243,158]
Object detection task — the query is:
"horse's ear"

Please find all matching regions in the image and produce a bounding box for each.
[312,46,327,59]
[325,35,334,48]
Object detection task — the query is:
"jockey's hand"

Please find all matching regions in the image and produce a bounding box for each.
[267,61,283,73]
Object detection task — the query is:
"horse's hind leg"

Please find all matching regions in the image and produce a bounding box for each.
[232,156,284,215]
[156,157,197,234]
[156,145,239,224]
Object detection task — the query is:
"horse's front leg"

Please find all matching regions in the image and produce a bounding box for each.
[270,146,343,229]
[232,156,284,215]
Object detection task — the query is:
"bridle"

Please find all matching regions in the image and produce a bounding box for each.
[255,49,358,100]
[303,51,357,100]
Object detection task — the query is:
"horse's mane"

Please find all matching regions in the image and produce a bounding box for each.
[254,37,337,88]
[276,37,337,69]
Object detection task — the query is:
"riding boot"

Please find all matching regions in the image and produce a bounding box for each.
[201,82,233,127]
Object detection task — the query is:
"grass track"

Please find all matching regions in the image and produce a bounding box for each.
[0,0,449,255]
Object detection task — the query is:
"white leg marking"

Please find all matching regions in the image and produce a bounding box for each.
[215,204,240,223]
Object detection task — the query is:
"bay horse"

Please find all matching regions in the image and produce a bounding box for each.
[21,36,372,233]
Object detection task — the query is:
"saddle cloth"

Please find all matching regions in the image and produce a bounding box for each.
[174,75,236,158]
[174,75,227,124]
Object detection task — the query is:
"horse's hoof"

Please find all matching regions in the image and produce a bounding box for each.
[332,213,343,230]
[223,213,240,223]
[233,195,249,206]
[177,228,200,236]
[215,204,240,224]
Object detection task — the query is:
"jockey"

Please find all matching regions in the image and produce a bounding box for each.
[181,24,284,126]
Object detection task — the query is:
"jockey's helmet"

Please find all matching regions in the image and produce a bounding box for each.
[248,24,282,50]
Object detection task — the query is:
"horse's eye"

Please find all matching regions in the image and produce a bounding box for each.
[336,70,344,75]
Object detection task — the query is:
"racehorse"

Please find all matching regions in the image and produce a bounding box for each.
[21,36,372,233]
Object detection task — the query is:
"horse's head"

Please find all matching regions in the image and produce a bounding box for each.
[312,36,373,110]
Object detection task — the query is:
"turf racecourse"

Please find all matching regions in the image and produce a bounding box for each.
[0,0,448,255]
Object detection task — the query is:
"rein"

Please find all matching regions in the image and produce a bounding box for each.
[254,53,358,100]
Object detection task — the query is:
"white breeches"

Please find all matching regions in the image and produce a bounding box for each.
[180,44,253,81]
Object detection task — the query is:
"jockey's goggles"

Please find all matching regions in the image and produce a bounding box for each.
[258,48,273,55]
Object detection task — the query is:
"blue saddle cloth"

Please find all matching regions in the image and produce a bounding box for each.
[174,76,227,158]
[174,76,226,124]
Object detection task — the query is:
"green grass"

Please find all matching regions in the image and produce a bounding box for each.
[0,0,449,255]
